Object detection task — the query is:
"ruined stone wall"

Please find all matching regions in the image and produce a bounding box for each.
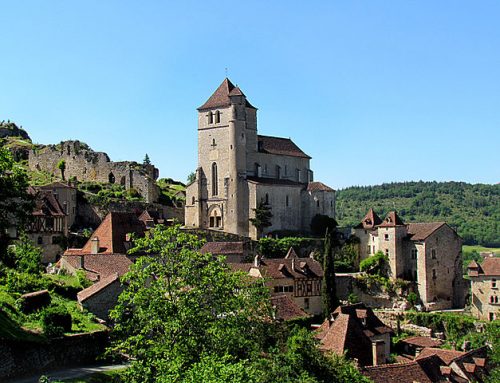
[28,140,159,202]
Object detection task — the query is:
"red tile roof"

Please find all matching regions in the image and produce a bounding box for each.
[198,78,256,110]
[307,182,335,192]
[363,360,434,383]
[68,212,146,255]
[257,135,311,159]
[415,347,465,365]
[201,241,244,255]
[400,336,443,348]
[63,254,132,280]
[258,257,323,280]
[356,208,383,229]
[379,211,405,227]
[228,263,254,273]
[29,188,66,217]
[270,294,310,321]
[77,273,120,302]
[479,257,500,276]
[407,222,446,241]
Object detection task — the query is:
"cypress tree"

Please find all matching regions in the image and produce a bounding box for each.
[322,228,339,317]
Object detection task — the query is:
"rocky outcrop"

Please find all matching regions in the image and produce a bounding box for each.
[0,121,31,140]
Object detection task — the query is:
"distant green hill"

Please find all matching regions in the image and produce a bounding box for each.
[336,181,500,247]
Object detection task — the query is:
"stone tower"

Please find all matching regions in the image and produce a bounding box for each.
[192,78,257,234]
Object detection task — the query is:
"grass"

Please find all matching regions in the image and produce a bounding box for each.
[55,368,126,382]
[463,245,500,255]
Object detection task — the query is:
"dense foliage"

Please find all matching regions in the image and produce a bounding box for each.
[249,202,273,238]
[109,225,369,383]
[336,181,500,246]
[322,229,339,316]
[257,237,318,259]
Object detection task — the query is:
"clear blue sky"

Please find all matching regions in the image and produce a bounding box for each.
[1,1,499,189]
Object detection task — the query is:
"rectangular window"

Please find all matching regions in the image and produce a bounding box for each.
[286,195,289,207]
[432,269,437,279]
[367,245,371,254]
[431,249,437,259]
[411,249,418,259]
[492,279,497,289]
[385,249,389,256]
[304,298,310,310]
[384,234,389,241]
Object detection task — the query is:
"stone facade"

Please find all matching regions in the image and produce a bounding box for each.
[28,140,160,202]
[468,257,500,321]
[185,78,335,239]
[352,209,466,310]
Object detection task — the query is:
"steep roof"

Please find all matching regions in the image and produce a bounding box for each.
[77,273,120,302]
[198,78,256,110]
[315,303,393,366]
[62,254,132,281]
[257,135,311,159]
[415,347,466,365]
[201,241,244,255]
[356,208,383,229]
[258,257,323,280]
[270,294,310,321]
[69,212,146,255]
[307,182,335,192]
[29,188,66,217]
[478,257,500,276]
[407,222,447,241]
[379,211,405,227]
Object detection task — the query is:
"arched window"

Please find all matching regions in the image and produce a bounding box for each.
[209,207,222,228]
[108,172,115,184]
[208,112,213,124]
[211,162,218,196]
[215,110,221,123]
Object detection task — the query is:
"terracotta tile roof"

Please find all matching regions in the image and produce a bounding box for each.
[246,176,305,187]
[258,257,323,280]
[77,273,120,302]
[415,347,465,365]
[379,211,405,227]
[228,263,254,273]
[201,241,244,255]
[478,257,500,276]
[257,135,311,159]
[400,336,443,348]
[407,222,446,241]
[284,247,299,259]
[363,362,431,383]
[138,210,164,226]
[316,303,393,366]
[29,188,66,217]
[62,254,132,280]
[355,208,383,229]
[67,212,146,255]
[270,294,310,321]
[306,182,335,192]
[198,78,256,110]
[450,346,489,382]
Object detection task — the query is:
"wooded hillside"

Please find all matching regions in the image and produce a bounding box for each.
[336,181,499,247]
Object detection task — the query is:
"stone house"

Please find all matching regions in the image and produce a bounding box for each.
[185,78,335,239]
[352,209,465,310]
[200,241,251,263]
[77,273,124,320]
[315,303,393,366]
[39,181,77,229]
[241,248,324,315]
[468,257,500,321]
[26,187,68,263]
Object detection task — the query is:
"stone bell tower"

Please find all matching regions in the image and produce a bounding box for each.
[191,78,257,236]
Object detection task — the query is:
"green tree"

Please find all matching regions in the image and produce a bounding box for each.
[143,153,151,165]
[109,224,272,383]
[57,159,66,180]
[322,229,339,316]
[310,214,337,237]
[9,233,43,274]
[250,202,273,239]
[187,171,196,184]
[360,251,388,276]
[0,147,33,263]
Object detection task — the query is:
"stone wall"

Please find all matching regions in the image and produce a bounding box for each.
[28,140,159,203]
[0,331,109,381]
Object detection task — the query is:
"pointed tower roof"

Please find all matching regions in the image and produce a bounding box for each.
[285,247,299,259]
[355,208,383,229]
[379,211,405,227]
[198,78,256,111]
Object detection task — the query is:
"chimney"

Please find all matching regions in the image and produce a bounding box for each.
[291,258,296,272]
[90,237,99,254]
[372,340,386,366]
[254,254,261,267]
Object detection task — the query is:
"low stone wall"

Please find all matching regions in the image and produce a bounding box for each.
[335,273,394,309]
[374,310,433,337]
[0,331,109,381]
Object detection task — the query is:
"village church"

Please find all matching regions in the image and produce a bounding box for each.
[185,78,335,239]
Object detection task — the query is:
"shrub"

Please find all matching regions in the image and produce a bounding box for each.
[359,251,388,275]
[310,214,337,237]
[407,292,419,307]
[42,305,72,337]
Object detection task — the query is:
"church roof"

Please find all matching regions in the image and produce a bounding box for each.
[198,78,256,111]
[257,135,311,159]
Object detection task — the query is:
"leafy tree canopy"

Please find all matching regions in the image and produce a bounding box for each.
[250,202,273,238]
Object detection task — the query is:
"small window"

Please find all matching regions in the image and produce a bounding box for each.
[208,112,213,124]
[276,165,281,179]
[304,298,310,310]
[385,249,389,256]
[432,269,437,279]
[38,236,43,245]
[411,249,418,259]
[384,234,389,241]
[215,110,221,123]
[431,249,437,259]
[192,196,195,205]
[316,200,320,208]
[489,312,496,321]
[265,193,269,205]
[297,169,302,182]
[492,279,497,288]
[284,165,288,176]
[490,296,495,304]
[367,245,371,254]
[286,195,289,207]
